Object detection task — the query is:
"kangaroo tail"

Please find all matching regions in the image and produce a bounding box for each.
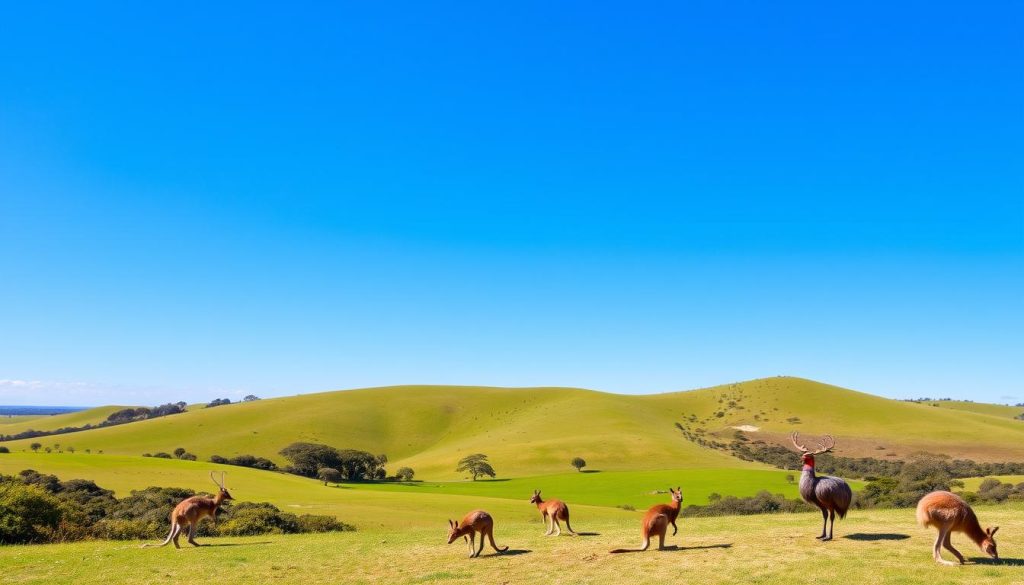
[488,532,508,553]
[140,523,177,548]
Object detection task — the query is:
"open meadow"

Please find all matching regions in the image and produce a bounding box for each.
[2,505,1022,585]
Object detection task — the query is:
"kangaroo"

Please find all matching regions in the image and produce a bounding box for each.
[446,510,509,558]
[610,487,682,553]
[530,490,576,536]
[142,472,232,548]
[916,490,998,565]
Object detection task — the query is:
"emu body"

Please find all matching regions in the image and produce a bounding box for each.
[609,487,682,553]
[917,490,998,565]
[791,433,852,541]
[446,510,508,558]
[530,490,576,536]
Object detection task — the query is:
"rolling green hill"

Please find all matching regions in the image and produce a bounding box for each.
[4,377,1024,479]
[0,405,128,436]
[916,400,1023,420]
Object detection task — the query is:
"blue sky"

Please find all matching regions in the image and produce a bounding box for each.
[1,2,1021,406]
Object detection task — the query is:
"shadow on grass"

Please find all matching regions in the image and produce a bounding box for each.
[608,544,731,554]
[843,533,911,541]
[490,549,531,557]
[198,541,274,547]
[971,557,1024,566]
[580,470,602,474]
[573,532,601,537]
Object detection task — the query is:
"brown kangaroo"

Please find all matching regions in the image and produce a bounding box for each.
[446,510,509,558]
[916,490,998,565]
[142,472,232,548]
[530,490,576,536]
[610,487,682,553]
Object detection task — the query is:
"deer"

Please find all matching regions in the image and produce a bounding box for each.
[609,487,682,553]
[917,490,998,565]
[791,432,853,541]
[530,490,576,536]
[141,471,233,549]
[446,510,509,558]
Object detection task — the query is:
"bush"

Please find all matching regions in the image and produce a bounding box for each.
[210,454,277,471]
[297,514,354,533]
[0,446,9,453]
[279,443,384,481]
[152,452,173,459]
[394,467,415,481]
[0,481,63,544]
[318,468,343,485]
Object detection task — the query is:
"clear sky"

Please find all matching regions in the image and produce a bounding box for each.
[1,2,1021,406]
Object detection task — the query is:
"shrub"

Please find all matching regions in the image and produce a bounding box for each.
[394,467,415,482]
[0,446,9,453]
[0,481,63,544]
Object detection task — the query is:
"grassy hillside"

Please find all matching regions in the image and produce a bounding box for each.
[0,405,127,436]
[3,505,1021,585]
[4,377,1024,480]
[917,400,1023,420]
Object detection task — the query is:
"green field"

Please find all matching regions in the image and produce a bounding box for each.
[2,505,1020,585]
[0,406,127,436]
[0,452,862,529]
[919,400,1024,420]
[5,378,1024,480]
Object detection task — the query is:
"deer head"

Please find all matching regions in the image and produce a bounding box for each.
[790,432,835,467]
[983,526,999,559]
[670,487,683,504]
[530,490,541,504]
[446,519,462,544]
[210,471,233,502]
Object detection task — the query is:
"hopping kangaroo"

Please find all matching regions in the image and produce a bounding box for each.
[917,490,998,565]
[609,487,682,553]
[446,510,509,558]
[530,490,576,536]
[142,472,232,548]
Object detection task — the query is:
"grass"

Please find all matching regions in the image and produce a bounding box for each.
[918,401,1024,420]
[5,377,1024,478]
[961,476,1024,491]
[0,453,864,529]
[3,505,1022,585]
[0,406,127,436]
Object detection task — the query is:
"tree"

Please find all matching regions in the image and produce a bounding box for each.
[456,454,496,481]
[317,468,343,486]
[30,443,41,452]
[0,446,9,453]
[243,395,260,402]
[67,446,76,454]
[395,467,415,482]
[571,457,587,472]
[173,448,187,459]
[785,473,795,484]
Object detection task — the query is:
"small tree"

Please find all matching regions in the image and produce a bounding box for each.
[30,443,41,452]
[785,473,795,484]
[243,394,260,402]
[318,467,343,486]
[395,467,415,482]
[571,457,587,472]
[456,454,496,481]
[173,447,187,459]
[67,446,76,454]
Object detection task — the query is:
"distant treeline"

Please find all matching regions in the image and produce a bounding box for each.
[0,469,353,545]
[0,403,189,442]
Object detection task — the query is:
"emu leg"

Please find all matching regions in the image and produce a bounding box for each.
[816,507,828,539]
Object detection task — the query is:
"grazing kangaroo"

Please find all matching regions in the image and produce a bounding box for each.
[609,487,682,553]
[446,510,509,558]
[141,472,232,548]
[916,490,998,565]
[530,490,576,536]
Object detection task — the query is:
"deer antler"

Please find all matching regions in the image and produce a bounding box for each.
[791,432,835,455]
[790,431,809,453]
[811,435,835,455]
[210,471,225,490]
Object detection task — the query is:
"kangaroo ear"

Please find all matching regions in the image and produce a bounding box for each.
[448,519,454,527]
[990,526,999,536]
